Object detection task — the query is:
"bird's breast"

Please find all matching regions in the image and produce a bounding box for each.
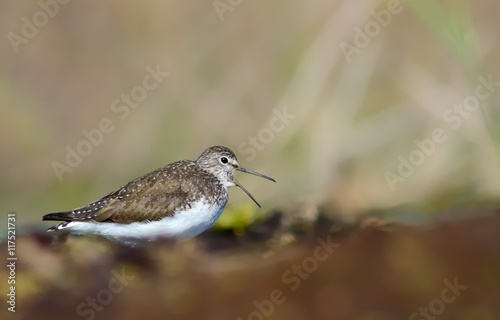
[169,196,227,237]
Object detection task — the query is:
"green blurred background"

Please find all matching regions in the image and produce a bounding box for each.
[1,0,499,230]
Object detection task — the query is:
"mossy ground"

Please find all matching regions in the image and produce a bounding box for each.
[2,207,500,320]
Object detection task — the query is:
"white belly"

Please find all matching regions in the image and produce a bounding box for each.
[60,197,226,244]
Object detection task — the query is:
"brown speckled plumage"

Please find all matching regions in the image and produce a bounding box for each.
[43,146,275,239]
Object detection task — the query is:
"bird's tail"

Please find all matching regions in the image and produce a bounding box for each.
[46,221,74,232]
[42,211,73,222]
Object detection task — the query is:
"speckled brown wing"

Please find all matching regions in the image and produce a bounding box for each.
[43,160,207,224]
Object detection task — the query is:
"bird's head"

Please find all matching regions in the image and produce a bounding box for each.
[196,146,275,207]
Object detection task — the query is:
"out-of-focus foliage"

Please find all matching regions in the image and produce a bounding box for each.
[1,0,499,230]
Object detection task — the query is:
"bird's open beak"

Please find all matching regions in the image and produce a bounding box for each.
[236,167,276,183]
[234,166,276,208]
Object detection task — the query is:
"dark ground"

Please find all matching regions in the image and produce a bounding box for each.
[2,208,500,320]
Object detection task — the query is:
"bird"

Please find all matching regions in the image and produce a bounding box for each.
[42,146,275,244]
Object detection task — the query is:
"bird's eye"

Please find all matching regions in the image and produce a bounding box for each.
[220,157,228,164]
